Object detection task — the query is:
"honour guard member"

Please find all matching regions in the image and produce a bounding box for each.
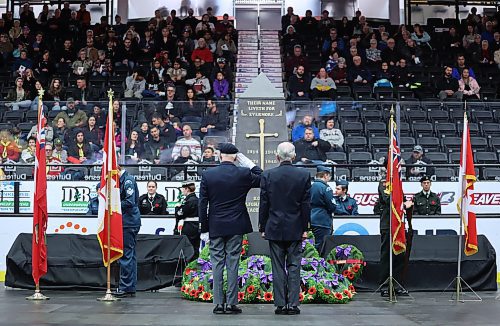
[310,166,337,250]
[410,175,441,215]
[139,181,167,215]
[174,181,200,256]
[333,180,359,215]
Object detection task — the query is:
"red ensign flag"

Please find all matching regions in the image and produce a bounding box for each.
[32,92,48,285]
[458,114,478,256]
[386,116,406,255]
[97,94,123,266]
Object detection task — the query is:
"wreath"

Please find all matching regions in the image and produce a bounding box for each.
[326,244,365,284]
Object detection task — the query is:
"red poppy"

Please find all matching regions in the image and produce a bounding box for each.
[347,205,352,210]
[247,285,255,294]
[348,284,356,293]
[185,268,192,275]
[202,292,212,301]
[335,292,343,300]
[198,285,205,291]
[342,270,349,277]
[299,292,304,302]
[241,248,246,255]
[242,240,249,245]
[181,285,186,292]
[189,289,197,297]
[352,264,360,273]
[238,292,245,301]
[264,292,273,301]
[431,201,436,205]
[323,288,331,295]
[155,203,159,207]
[308,287,317,295]
[194,290,201,297]
[343,289,352,298]
[348,272,354,280]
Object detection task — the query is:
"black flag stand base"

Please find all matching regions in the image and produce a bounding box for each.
[373,277,413,303]
[97,289,120,302]
[172,249,187,287]
[442,276,482,302]
[26,284,49,300]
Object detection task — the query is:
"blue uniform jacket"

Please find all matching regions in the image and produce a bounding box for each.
[199,161,263,238]
[310,179,337,229]
[120,170,141,228]
[333,195,359,215]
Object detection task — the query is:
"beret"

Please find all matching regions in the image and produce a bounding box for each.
[218,143,239,154]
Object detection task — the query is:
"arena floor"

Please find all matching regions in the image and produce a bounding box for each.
[1,285,500,325]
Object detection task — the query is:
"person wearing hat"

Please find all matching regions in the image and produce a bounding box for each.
[52,97,88,129]
[210,56,233,87]
[199,143,262,314]
[333,180,359,215]
[52,137,68,163]
[310,166,337,250]
[259,142,311,315]
[408,176,441,215]
[406,145,434,180]
[139,181,167,215]
[174,181,200,257]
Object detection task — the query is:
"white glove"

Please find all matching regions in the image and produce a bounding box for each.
[200,232,210,244]
[236,153,256,169]
[177,220,185,234]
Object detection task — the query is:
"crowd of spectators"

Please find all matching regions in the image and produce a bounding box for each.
[0,3,236,174]
[282,7,500,101]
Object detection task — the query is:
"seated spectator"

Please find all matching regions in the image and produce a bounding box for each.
[167,59,187,86]
[330,57,348,85]
[139,28,156,58]
[173,145,198,165]
[139,181,167,215]
[347,56,372,85]
[291,115,319,142]
[79,38,98,62]
[381,38,400,67]
[52,117,70,144]
[67,130,93,164]
[53,98,88,129]
[46,78,66,110]
[211,57,233,86]
[28,119,53,143]
[285,45,309,79]
[452,55,476,80]
[56,39,76,67]
[84,116,103,152]
[0,130,21,162]
[288,65,310,100]
[319,10,336,39]
[136,122,150,144]
[124,69,146,99]
[213,71,230,100]
[92,50,112,77]
[481,21,495,45]
[293,127,331,164]
[29,80,47,111]
[400,39,424,66]
[191,38,213,71]
[21,136,36,163]
[319,118,344,151]
[185,70,211,99]
[172,125,202,161]
[201,30,216,54]
[72,50,92,76]
[199,100,227,138]
[463,24,477,49]
[281,7,295,33]
[5,77,31,110]
[366,38,382,68]
[375,62,393,82]
[45,143,64,176]
[392,58,412,87]
[143,125,170,164]
[124,130,144,163]
[436,66,463,101]
[492,31,500,52]
[34,50,54,85]
[115,38,137,71]
[322,28,345,58]
[151,113,177,145]
[474,40,494,66]
[179,88,204,122]
[467,34,482,59]
[310,68,336,100]
[12,49,33,75]
[282,25,302,56]
[201,146,219,164]
[443,26,463,59]
[411,24,432,52]
[406,145,434,180]
[9,20,22,40]
[0,33,14,64]
[458,68,480,100]
[324,42,341,69]
[216,32,237,64]
[195,14,215,35]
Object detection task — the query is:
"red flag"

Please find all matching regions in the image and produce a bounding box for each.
[386,116,406,255]
[32,91,48,285]
[97,94,123,266]
[457,114,478,256]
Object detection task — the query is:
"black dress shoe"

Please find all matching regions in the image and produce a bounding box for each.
[213,304,225,314]
[396,288,409,296]
[114,290,136,298]
[380,290,389,297]
[274,306,287,315]
[287,306,300,315]
[225,305,242,314]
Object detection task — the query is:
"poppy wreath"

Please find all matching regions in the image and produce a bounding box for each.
[326,244,365,283]
[181,235,363,304]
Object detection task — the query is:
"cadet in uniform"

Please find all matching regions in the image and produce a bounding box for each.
[138,181,167,215]
[333,180,359,215]
[410,176,441,215]
[174,181,200,256]
[310,166,337,250]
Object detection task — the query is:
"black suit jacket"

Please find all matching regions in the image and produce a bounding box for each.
[259,161,311,241]
[199,161,263,238]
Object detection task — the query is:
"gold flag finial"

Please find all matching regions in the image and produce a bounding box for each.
[107,89,114,100]
[37,88,45,98]
[390,104,394,116]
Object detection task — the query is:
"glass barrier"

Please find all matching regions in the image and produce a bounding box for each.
[1,99,500,182]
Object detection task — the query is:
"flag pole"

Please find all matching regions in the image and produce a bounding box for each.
[98,90,119,302]
[27,89,49,301]
[388,107,395,303]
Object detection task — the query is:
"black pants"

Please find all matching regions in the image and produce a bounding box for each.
[379,229,405,289]
[269,240,302,307]
[182,221,200,260]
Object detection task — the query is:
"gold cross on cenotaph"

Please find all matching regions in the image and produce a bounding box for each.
[246,118,278,170]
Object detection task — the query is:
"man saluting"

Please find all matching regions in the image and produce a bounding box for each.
[199,143,262,315]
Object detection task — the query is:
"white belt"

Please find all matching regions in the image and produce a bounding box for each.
[183,217,199,222]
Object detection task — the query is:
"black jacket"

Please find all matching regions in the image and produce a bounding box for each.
[199,162,263,238]
[139,193,167,215]
[293,138,331,163]
[435,75,459,92]
[259,161,311,241]
[288,74,310,95]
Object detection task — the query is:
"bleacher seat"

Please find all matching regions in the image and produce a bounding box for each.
[360,110,382,122]
[490,138,500,152]
[0,122,13,130]
[326,152,346,163]
[344,136,367,152]
[434,168,455,181]
[435,123,457,138]
[470,137,488,152]
[475,152,498,164]
[369,136,389,152]
[18,122,34,134]
[342,122,364,136]
[337,109,359,123]
[406,110,427,123]
[333,167,350,180]
[24,110,39,123]
[3,111,23,124]
[400,136,416,152]
[441,137,462,152]
[425,152,448,164]
[412,122,434,138]
[365,122,386,137]
[428,110,449,123]
[351,167,374,181]
[417,137,440,152]
[449,152,461,163]
[472,110,493,123]
[348,152,373,164]
[483,168,500,180]
[480,123,500,137]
